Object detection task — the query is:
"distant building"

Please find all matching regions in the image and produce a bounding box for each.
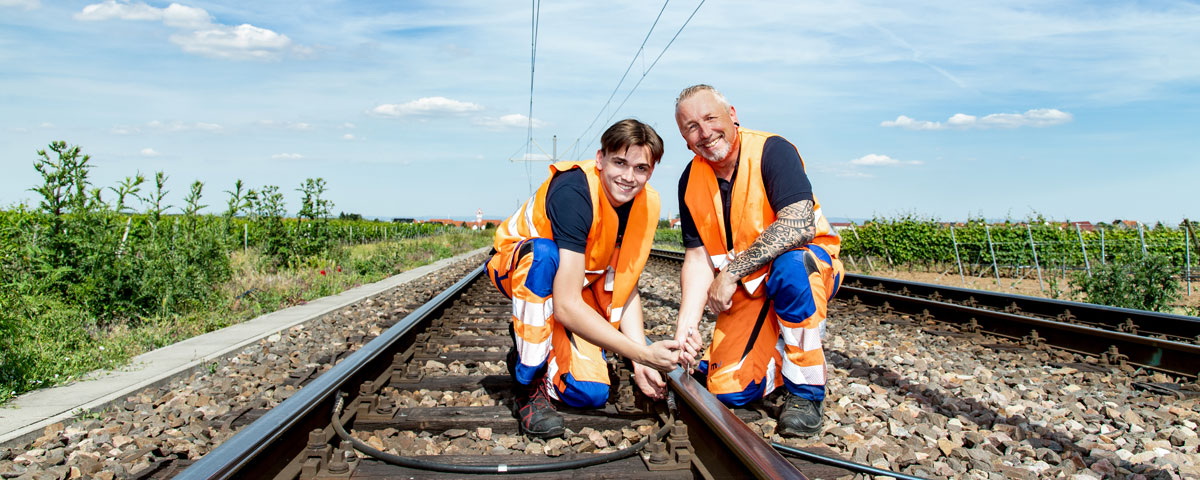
[829,221,855,234]
[1066,221,1095,232]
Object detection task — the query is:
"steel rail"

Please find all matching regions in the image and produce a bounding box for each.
[176,264,486,479]
[666,368,806,479]
[840,285,1200,378]
[846,273,1200,341]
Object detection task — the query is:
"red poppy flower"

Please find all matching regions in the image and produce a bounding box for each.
[320,270,326,275]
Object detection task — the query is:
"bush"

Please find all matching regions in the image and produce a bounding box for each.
[654,228,682,246]
[1072,255,1181,312]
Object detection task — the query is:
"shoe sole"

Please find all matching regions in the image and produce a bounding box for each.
[521,425,565,439]
[778,424,822,437]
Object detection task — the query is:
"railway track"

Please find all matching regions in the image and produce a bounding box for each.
[174,261,852,479]
[651,249,1200,382]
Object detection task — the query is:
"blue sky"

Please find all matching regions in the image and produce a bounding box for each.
[2,1,1197,224]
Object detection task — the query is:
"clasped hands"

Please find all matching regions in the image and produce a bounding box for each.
[674,269,737,373]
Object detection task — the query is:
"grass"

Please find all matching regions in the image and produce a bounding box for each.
[0,229,491,405]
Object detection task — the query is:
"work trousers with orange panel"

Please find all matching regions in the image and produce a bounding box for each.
[699,244,843,406]
[486,238,619,409]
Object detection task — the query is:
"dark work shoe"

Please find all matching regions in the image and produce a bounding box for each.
[515,379,565,439]
[779,393,823,437]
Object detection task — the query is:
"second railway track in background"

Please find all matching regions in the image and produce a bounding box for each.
[651,249,1200,382]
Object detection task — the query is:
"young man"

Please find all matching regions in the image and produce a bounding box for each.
[672,85,844,436]
[487,118,682,439]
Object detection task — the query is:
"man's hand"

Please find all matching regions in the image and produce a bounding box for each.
[632,363,667,399]
[641,339,682,372]
[673,323,703,373]
[706,269,738,313]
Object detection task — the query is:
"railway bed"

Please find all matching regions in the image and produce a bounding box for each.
[178,261,849,479]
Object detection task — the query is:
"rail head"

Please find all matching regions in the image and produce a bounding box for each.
[665,368,806,480]
[176,264,486,480]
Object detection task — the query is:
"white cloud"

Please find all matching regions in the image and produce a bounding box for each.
[140,147,159,156]
[75,0,158,21]
[371,97,483,117]
[342,122,356,129]
[879,115,942,130]
[850,154,922,167]
[38,122,54,128]
[161,3,212,29]
[171,24,293,60]
[0,0,40,10]
[271,153,303,159]
[342,133,355,140]
[474,113,545,129]
[881,109,1073,130]
[76,1,298,61]
[978,109,1073,128]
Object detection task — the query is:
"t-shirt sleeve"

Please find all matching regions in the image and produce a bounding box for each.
[545,168,592,253]
[677,162,703,249]
[761,136,814,213]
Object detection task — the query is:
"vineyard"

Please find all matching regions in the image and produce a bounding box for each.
[653,215,1198,312]
[0,142,486,403]
[836,215,1198,276]
[655,216,1198,278]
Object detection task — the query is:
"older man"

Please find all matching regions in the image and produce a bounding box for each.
[672,85,844,436]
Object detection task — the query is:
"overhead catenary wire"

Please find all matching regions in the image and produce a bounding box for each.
[524,0,542,195]
[564,0,672,160]
[569,0,706,160]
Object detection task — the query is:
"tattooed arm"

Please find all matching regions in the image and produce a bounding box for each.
[706,199,816,313]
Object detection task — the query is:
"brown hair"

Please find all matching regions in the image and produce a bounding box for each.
[600,118,665,165]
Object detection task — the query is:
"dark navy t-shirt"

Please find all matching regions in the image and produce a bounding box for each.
[546,168,632,253]
[678,135,813,249]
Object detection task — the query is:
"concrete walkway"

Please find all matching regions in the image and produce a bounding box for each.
[0,247,489,448]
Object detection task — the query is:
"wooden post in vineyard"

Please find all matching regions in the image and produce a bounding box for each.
[951,225,965,286]
[1076,223,1091,277]
[985,224,1001,287]
[1027,224,1045,293]
[243,223,248,253]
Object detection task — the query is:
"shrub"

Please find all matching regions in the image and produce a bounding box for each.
[1072,255,1181,312]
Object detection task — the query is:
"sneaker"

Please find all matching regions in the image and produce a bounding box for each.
[515,379,565,439]
[779,393,823,436]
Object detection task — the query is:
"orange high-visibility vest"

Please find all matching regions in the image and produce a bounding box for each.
[494,160,660,322]
[683,127,839,296]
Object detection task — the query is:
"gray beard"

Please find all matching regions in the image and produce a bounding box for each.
[700,140,731,163]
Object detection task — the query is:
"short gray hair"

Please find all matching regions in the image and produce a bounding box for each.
[675,84,730,109]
